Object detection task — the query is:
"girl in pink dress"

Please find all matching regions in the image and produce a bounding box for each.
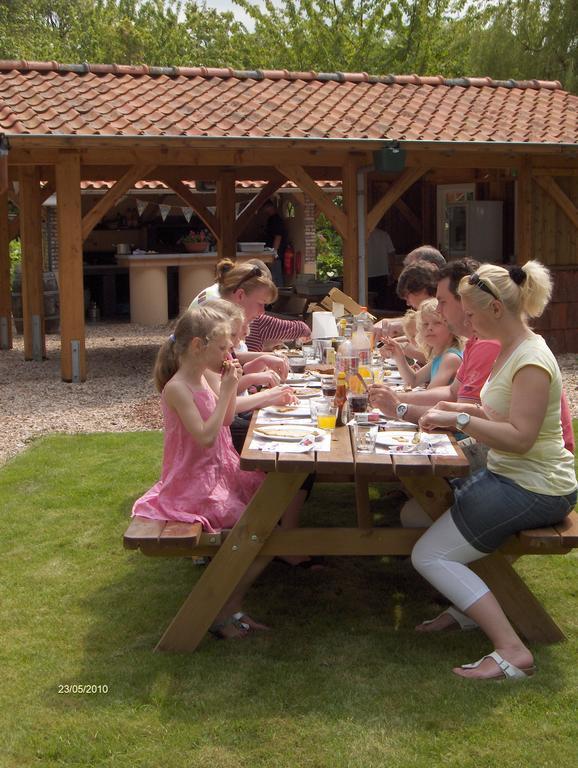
[132,304,296,638]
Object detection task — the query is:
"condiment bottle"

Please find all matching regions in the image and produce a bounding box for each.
[334,371,347,426]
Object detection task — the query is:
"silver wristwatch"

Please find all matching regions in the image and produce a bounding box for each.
[396,403,409,420]
[456,412,471,430]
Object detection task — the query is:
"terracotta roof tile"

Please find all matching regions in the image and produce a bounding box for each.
[0,60,575,144]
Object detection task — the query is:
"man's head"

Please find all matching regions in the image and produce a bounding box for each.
[262,200,276,215]
[396,261,439,309]
[435,258,480,337]
[403,245,446,269]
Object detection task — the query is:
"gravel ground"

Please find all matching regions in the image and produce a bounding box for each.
[0,323,576,468]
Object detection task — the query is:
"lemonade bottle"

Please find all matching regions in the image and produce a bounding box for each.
[351,311,372,376]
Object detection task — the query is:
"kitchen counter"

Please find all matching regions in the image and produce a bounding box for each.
[116,250,275,325]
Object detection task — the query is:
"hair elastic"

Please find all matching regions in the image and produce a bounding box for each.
[168,333,176,343]
[509,266,527,286]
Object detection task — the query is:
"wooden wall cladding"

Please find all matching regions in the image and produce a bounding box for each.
[533,268,578,353]
[532,176,578,267]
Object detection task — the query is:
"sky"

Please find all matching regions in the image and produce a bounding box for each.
[203,0,265,30]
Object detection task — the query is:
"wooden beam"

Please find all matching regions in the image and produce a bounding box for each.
[516,159,533,264]
[81,163,155,240]
[156,172,219,238]
[216,171,236,262]
[372,180,421,234]
[234,175,285,239]
[366,166,428,235]
[533,174,578,231]
[0,189,12,349]
[532,167,578,177]
[277,164,347,237]
[8,182,55,241]
[18,166,45,360]
[341,156,361,301]
[56,154,86,382]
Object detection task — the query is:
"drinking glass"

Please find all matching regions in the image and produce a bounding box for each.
[320,375,337,398]
[314,399,338,430]
[288,356,306,374]
[353,423,378,453]
[347,390,368,414]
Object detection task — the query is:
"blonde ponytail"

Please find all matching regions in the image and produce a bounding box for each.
[458,260,553,321]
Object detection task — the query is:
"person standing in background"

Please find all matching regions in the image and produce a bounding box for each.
[367,226,396,308]
[262,199,287,288]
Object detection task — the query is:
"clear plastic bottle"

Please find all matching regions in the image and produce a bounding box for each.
[351,310,372,374]
[336,330,359,382]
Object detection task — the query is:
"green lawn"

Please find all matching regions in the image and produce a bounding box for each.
[1,431,577,768]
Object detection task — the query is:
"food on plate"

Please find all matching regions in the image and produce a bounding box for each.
[274,405,299,413]
[294,387,319,398]
[254,426,312,439]
[412,432,422,444]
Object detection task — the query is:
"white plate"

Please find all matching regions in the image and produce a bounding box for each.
[294,387,321,398]
[253,426,321,441]
[263,405,310,416]
[375,430,421,446]
[287,371,320,383]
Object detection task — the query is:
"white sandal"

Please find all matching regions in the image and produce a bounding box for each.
[417,606,479,632]
[456,650,536,680]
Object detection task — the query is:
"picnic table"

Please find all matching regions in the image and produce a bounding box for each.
[126,409,575,652]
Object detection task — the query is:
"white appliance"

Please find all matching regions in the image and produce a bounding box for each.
[438,184,503,263]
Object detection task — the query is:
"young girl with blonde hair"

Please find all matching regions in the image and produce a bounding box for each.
[381,298,463,389]
[413,261,576,680]
[131,305,305,637]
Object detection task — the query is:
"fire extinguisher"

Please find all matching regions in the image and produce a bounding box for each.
[283,244,294,276]
[295,249,302,274]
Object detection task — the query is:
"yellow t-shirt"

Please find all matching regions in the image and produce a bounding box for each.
[481,334,576,496]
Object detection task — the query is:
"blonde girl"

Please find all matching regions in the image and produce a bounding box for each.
[132,306,303,637]
[414,261,576,679]
[382,298,463,389]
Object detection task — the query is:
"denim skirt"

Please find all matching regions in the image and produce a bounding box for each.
[450,470,577,553]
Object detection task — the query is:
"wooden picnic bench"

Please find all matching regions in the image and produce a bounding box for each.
[124,418,578,652]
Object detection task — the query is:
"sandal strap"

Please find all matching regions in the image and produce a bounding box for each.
[461,651,532,679]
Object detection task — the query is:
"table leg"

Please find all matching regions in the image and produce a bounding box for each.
[155,471,307,652]
[400,475,565,645]
[355,477,373,528]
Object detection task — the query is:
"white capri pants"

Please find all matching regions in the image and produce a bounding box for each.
[411,509,490,613]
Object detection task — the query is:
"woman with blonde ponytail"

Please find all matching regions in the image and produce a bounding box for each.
[411,261,576,681]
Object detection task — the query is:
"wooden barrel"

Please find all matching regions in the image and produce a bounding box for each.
[11,269,60,334]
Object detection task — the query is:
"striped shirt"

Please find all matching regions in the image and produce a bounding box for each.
[246,314,311,352]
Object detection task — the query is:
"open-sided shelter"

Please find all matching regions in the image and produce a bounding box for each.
[0,61,577,380]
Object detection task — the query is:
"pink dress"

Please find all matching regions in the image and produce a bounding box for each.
[132,382,265,532]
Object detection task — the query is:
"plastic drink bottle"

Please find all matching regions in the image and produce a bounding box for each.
[351,312,372,375]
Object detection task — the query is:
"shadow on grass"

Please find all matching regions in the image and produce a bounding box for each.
[71,483,564,730]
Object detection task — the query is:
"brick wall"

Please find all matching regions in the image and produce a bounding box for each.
[304,196,317,274]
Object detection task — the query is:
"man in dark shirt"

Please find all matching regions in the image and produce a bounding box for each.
[262,199,287,287]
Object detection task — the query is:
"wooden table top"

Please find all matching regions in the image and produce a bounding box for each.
[240,415,470,480]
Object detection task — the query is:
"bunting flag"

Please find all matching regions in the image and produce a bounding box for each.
[159,204,171,221]
[136,198,148,217]
[182,207,193,222]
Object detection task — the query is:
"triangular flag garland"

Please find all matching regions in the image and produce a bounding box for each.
[182,207,193,223]
[159,203,171,221]
[136,198,148,217]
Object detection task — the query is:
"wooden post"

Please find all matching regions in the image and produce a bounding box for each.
[56,153,86,382]
[516,159,533,264]
[19,166,45,360]
[342,156,360,300]
[216,171,236,262]
[0,188,12,349]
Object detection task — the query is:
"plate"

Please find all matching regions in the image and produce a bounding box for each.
[263,404,310,416]
[287,370,320,382]
[294,387,321,398]
[375,430,421,446]
[253,426,321,441]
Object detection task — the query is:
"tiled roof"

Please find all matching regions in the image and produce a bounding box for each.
[0,60,576,144]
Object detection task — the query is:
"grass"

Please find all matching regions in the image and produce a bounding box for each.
[1,429,577,768]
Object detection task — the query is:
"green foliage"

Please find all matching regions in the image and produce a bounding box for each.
[316,206,343,281]
[9,238,21,284]
[0,1,575,91]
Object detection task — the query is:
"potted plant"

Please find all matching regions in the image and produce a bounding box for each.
[179,229,211,253]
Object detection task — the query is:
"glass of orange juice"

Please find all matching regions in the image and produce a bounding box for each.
[314,399,338,430]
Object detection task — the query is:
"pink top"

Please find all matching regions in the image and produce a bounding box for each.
[455,337,500,402]
[131,382,264,532]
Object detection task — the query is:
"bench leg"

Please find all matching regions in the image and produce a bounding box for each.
[355,477,373,528]
[401,475,565,645]
[471,553,565,644]
[155,472,307,652]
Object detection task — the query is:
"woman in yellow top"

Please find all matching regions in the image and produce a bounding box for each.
[413,260,577,680]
